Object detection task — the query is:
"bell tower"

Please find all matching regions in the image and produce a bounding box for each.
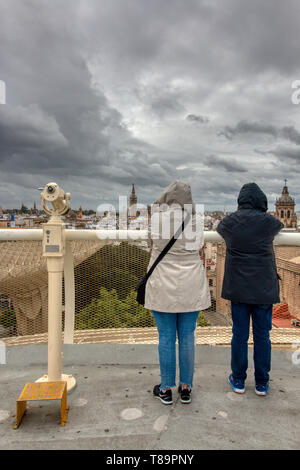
[130,184,137,207]
[275,180,297,229]
[128,184,138,218]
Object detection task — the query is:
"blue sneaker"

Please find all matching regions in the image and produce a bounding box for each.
[228,373,245,394]
[255,382,270,396]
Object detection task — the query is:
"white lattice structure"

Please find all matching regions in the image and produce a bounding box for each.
[0,240,110,336]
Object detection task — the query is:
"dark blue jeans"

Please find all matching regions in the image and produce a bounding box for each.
[231,302,273,386]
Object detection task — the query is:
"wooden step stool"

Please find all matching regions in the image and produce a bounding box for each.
[14,381,69,429]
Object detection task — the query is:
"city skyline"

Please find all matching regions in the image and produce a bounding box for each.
[0,179,300,213]
[0,179,298,214]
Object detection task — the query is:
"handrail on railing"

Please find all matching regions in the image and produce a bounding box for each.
[0,229,300,245]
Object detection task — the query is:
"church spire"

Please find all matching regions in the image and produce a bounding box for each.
[129,183,138,217]
[130,183,137,207]
[282,179,289,195]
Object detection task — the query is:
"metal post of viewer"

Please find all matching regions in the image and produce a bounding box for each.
[36,182,76,391]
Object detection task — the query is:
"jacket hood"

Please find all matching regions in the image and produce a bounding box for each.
[237,183,268,212]
[154,181,195,214]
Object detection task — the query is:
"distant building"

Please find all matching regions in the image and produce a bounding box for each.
[203,242,217,311]
[32,202,38,215]
[65,208,77,220]
[216,243,300,321]
[128,184,138,218]
[210,211,224,218]
[275,181,297,229]
[0,220,11,229]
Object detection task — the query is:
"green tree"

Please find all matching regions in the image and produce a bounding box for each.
[74,242,150,312]
[0,308,17,331]
[20,204,28,213]
[75,288,125,329]
[73,242,210,330]
[75,287,210,330]
[122,289,155,327]
[75,287,155,330]
[197,311,210,327]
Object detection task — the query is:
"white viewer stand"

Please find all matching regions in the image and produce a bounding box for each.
[36,183,76,392]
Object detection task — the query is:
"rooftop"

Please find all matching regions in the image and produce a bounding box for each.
[1,344,299,450]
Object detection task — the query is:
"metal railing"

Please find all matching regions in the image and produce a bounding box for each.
[1,228,300,244]
[1,229,300,348]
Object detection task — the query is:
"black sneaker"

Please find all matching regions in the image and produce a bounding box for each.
[153,384,173,405]
[178,385,192,404]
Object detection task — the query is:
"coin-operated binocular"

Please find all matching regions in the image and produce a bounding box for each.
[36,182,76,391]
[40,183,70,258]
[41,182,70,217]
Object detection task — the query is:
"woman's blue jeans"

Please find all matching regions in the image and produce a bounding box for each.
[152,310,199,390]
[231,302,273,386]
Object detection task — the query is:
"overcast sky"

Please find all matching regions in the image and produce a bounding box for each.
[0,0,300,211]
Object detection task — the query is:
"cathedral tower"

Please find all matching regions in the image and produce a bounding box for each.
[275,180,297,229]
[128,184,138,218]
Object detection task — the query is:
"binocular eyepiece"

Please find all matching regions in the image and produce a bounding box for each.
[41,182,70,216]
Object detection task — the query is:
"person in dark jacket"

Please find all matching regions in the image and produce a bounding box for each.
[217,183,283,396]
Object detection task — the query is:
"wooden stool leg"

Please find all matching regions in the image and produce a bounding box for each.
[60,386,69,426]
[14,401,27,429]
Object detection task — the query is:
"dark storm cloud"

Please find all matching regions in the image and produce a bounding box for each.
[281,126,300,146]
[272,146,300,162]
[186,114,210,124]
[205,0,300,78]
[203,155,247,173]
[0,0,299,210]
[136,83,186,118]
[0,104,68,161]
[220,120,300,147]
[0,0,180,206]
[99,150,177,187]
[220,120,279,140]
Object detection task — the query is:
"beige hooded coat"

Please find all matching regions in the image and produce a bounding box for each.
[144,181,211,313]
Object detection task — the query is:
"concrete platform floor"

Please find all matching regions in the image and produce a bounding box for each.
[0,345,299,450]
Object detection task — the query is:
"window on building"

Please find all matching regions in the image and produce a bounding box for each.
[281,210,284,218]
[287,210,290,218]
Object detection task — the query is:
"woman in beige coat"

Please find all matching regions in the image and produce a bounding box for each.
[145,181,211,404]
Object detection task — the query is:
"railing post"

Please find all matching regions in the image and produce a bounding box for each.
[47,256,64,380]
[63,241,75,345]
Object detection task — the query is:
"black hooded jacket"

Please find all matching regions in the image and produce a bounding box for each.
[216,183,284,304]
